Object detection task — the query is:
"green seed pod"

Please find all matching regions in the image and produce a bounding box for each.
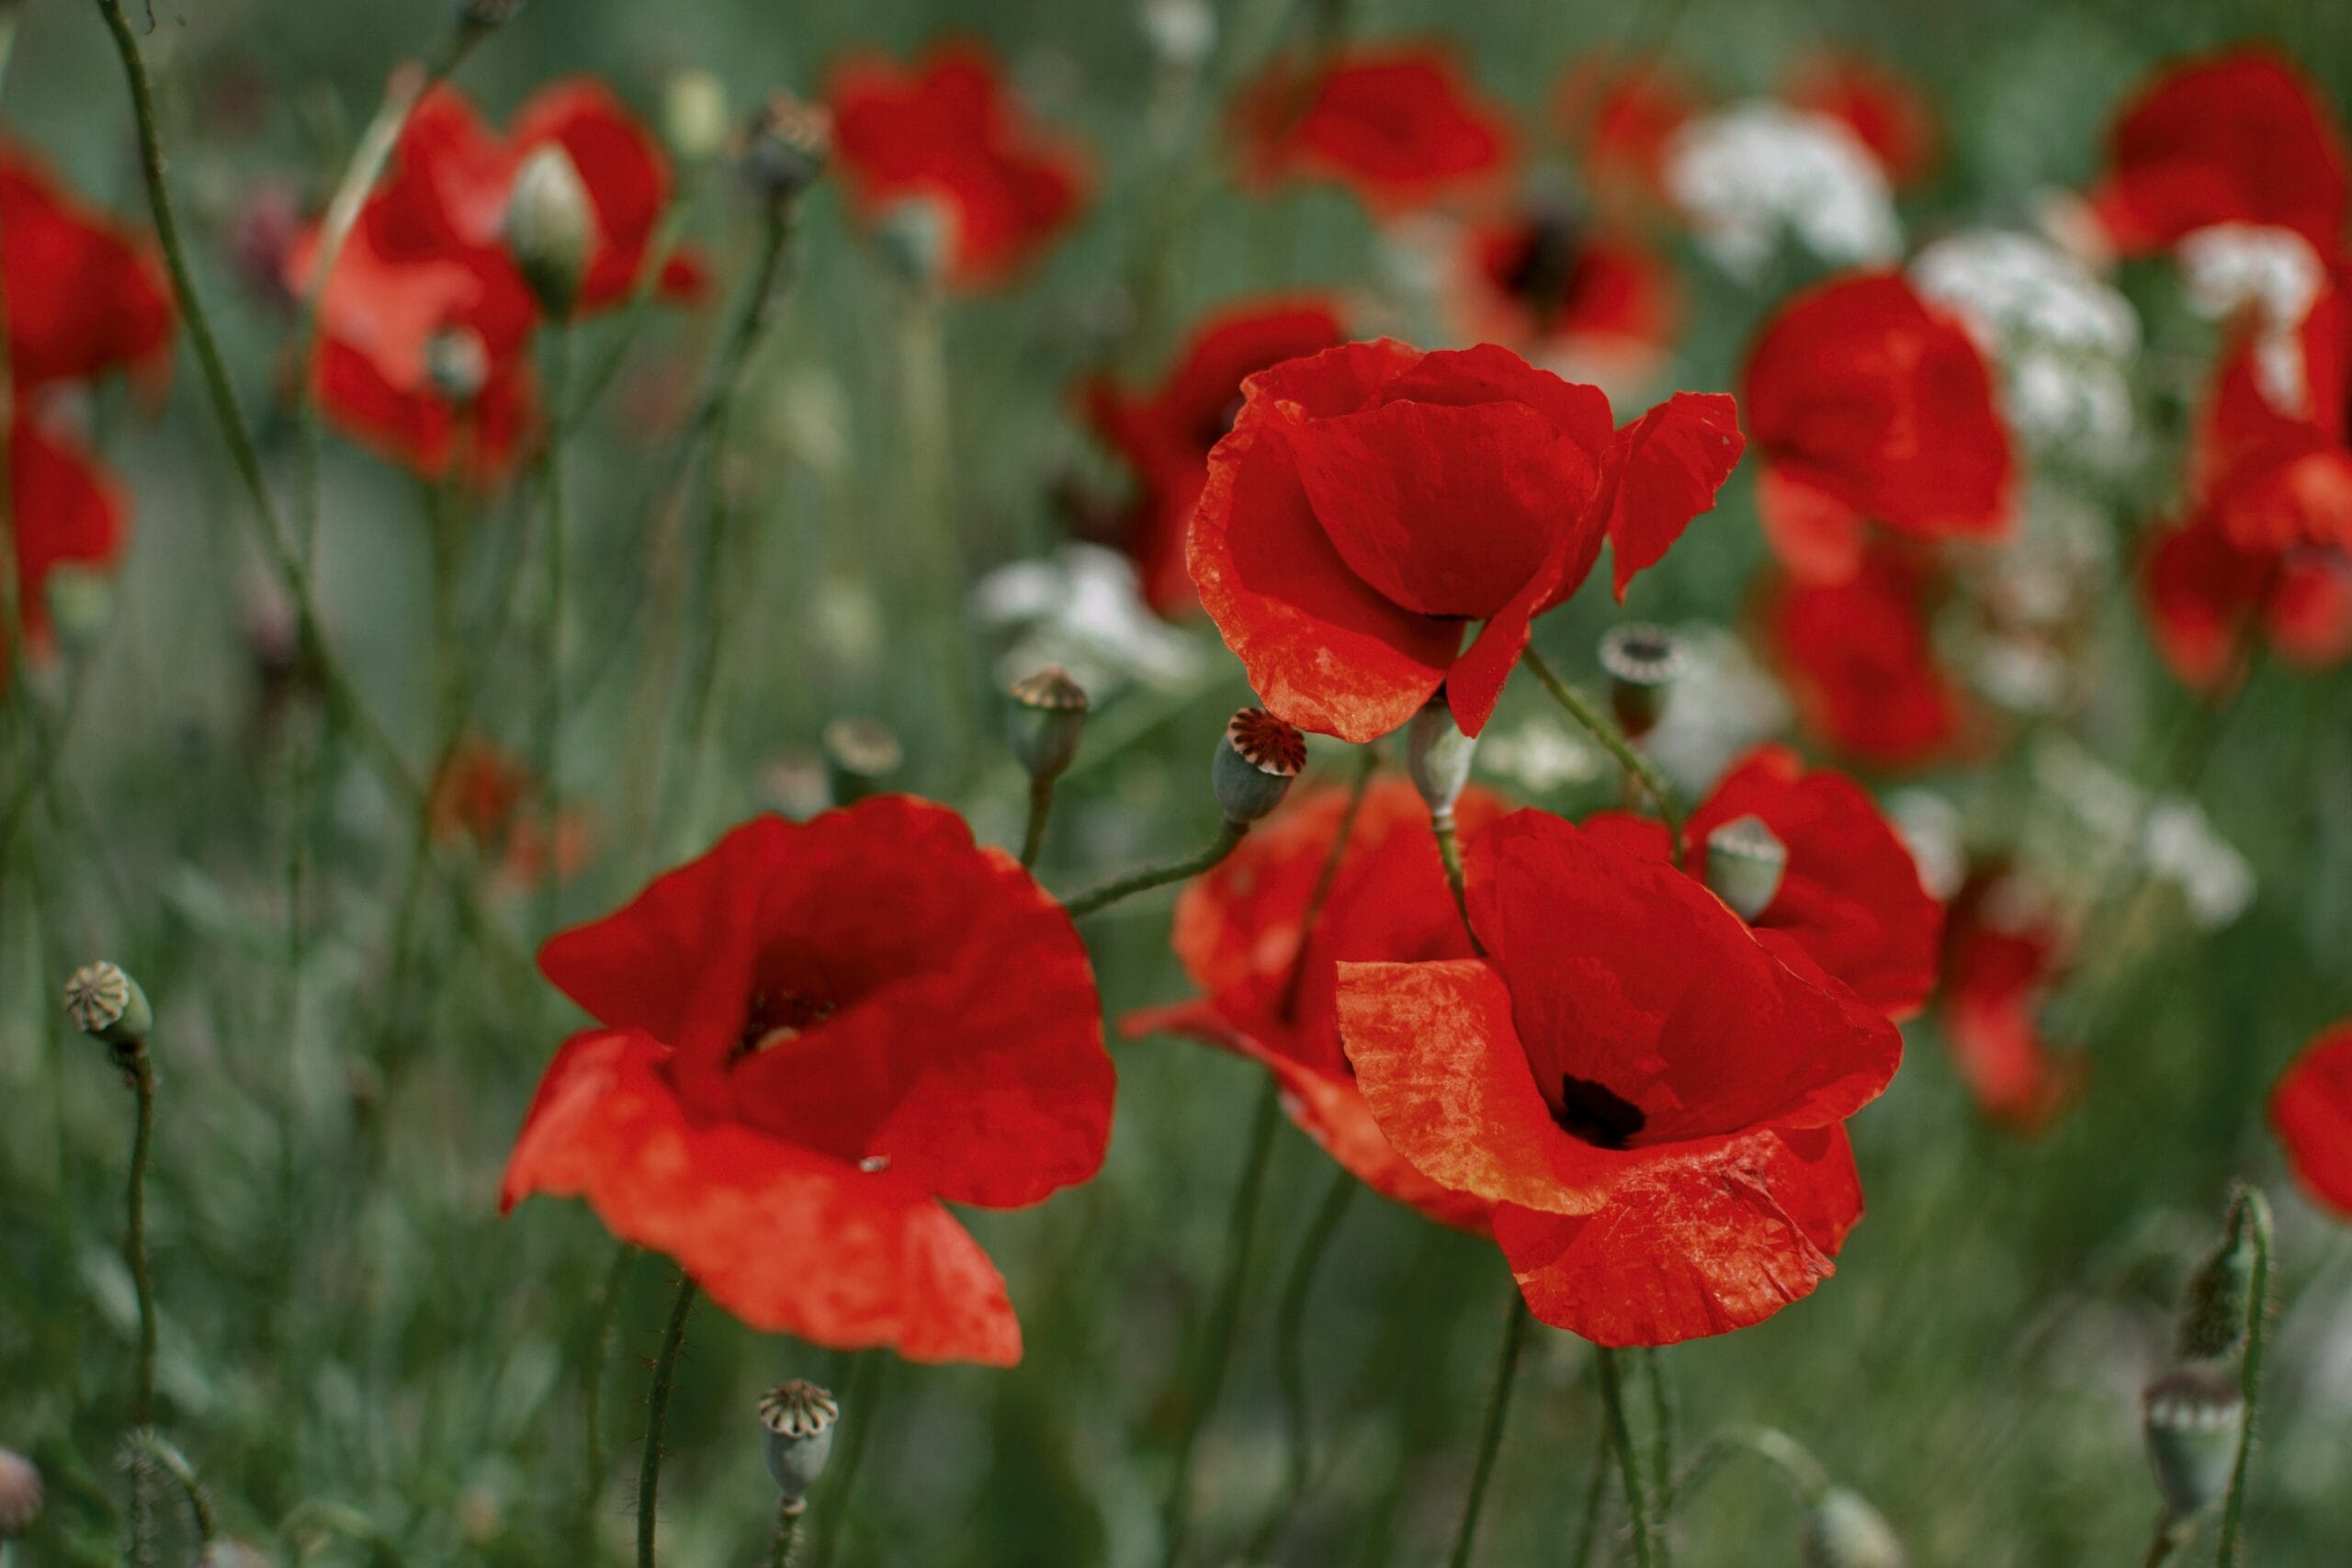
[1705,814,1790,920]
[1212,709,1306,828]
[0,1446,42,1539]
[2142,1364,2245,1518]
[2176,1195,2258,1363]
[741,93,833,212]
[1599,623,1687,740]
[63,961,153,1049]
[1801,1487,1905,1568]
[1406,698,1476,825]
[757,1381,839,1516]
[504,145,594,319]
[1007,667,1090,784]
[822,717,903,805]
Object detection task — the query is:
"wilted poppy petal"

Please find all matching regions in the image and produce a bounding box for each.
[1600,390,1745,599]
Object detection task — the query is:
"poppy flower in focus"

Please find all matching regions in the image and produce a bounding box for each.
[1448,197,1682,388]
[1937,874,2083,1134]
[1782,51,1939,189]
[1335,809,1902,1346]
[1190,339,1744,743]
[827,42,1090,288]
[1581,744,1945,1021]
[1,144,174,390]
[2088,50,2348,258]
[1555,55,1701,211]
[1744,273,2016,583]
[503,798,1115,1364]
[1084,297,1349,617]
[4,418,126,677]
[1235,44,1513,217]
[1764,542,1966,770]
[2271,1021,2352,1218]
[428,736,593,886]
[1125,776,1502,1233]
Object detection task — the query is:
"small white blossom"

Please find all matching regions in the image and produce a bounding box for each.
[968,544,1206,695]
[1140,0,1216,69]
[1885,788,1968,902]
[1476,719,1603,795]
[2142,797,2255,930]
[2177,223,2325,415]
[1664,102,1901,282]
[1646,625,1794,796]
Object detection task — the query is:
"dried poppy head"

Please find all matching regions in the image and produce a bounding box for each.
[1405,695,1477,824]
[0,1446,41,1538]
[1704,813,1790,920]
[741,93,834,210]
[1214,708,1306,826]
[1598,622,1686,739]
[758,1380,839,1513]
[1007,666,1090,784]
[505,145,594,318]
[822,717,903,803]
[2142,1364,2245,1518]
[1801,1487,1906,1568]
[63,961,153,1050]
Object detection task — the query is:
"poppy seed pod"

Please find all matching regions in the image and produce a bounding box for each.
[0,1446,41,1538]
[1599,623,1688,740]
[1800,1487,1906,1568]
[875,197,953,290]
[1213,709,1306,827]
[1007,667,1090,784]
[2175,1199,2257,1363]
[2142,1364,2245,1518]
[424,326,491,407]
[457,0,524,30]
[757,1380,839,1515]
[1705,814,1790,920]
[1406,698,1476,825]
[822,717,904,804]
[63,961,153,1049]
[741,94,834,212]
[504,145,594,318]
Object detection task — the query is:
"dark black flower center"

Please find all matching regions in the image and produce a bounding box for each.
[1493,208,1587,321]
[1193,391,1249,456]
[1555,1074,1645,1149]
[735,989,835,1058]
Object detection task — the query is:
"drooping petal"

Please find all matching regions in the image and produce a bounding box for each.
[0,144,174,389]
[1598,390,1745,599]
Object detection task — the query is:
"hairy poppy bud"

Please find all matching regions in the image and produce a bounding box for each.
[2142,1364,2244,1518]
[1213,708,1305,828]
[505,146,594,318]
[741,93,833,213]
[63,961,153,1050]
[1706,815,1789,920]
[424,326,491,407]
[1599,623,1687,740]
[2176,1195,2258,1363]
[1801,1487,1905,1568]
[1406,697,1476,825]
[457,0,524,30]
[0,1446,41,1538]
[1007,667,1089,784]
[664,71,730,166]
[757,1380,838,1516]
[823,717,903,804]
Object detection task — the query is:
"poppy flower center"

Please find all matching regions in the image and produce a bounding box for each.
[1491,208,1588,325]
[735,988,837,1057]
[1554,1073,1646,1149]
[1193,392,1249,456]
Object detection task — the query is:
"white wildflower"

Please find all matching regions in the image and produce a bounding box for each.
[1476,719,1603,795]
[968,544,1206,695]
[2177,223,2325,416]
[1645,625,1794,796]
[2142,797,2255,930]
[1664,102,1901,282]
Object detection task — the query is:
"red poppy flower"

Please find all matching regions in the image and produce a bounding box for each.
[2142,507,2352,686]
[1125,776,1503,1232]
[429,737,592,886]
[1235,45,1513,217]
[1449,207,1681,383]
[1555,56,1701,211]
[2271,1021,2352,1218]
[1763,542,1965,770]
[827,42,1089,288]
[1,144,173,390]
[1744,273,2016,583]
[1084,297,1348,617]
[4,417,126,677]
[1334,809,1901,1346]
[1582,745,1943,1021]
[1783,52,1939,189]
[2088,51,2349,258]
[1936,875,2083,1134]
[503,798,1114,1365]
[1189,339,1743,743]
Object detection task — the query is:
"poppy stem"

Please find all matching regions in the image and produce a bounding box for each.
[119,1043,158,1428]
[805,1354,885,1568]
[1520,647,1683,853]
[767,1500,805,1568]
[1566,1435,1611,1568]
[1596,1347,1662,1568]
[1644,1348,1679,1514]
[1062,824,1245,919]
[1019,776,1056,870]
[1159,1077,1282,1568]
[2143,1511,2192,1568]
[537,321,577,928]
[1271,1164,1358,1513]
[638,1270,698,1568]
[1444,1290,1529,1568]
[1431,813,1476,938]
[1276,746,1380,1021]
[575,1241,634,1556]
[2213,1185,2274,1568]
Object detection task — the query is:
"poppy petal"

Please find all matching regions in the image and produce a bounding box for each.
[2271,1022,2352,1218]
[1600,391,1746,599]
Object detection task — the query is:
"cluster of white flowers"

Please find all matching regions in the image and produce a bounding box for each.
[2177,222,2327,415]
[2021,737,2256,931]
[1884,788,1969,902]
[1955,487,2118,716]
[1643,625,1794,797]
[1663,102,1902,282]
[1911,229,2141,464]
[1476,718,1605,795]
[2141,796,2256,930]
[967,544,1207,694]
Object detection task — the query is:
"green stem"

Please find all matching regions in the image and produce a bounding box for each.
[1596,1348,1659,1568]
[1444,1292,1530,1568]
[1566,1438,1610,1568]
[2145,1513,2191,1568]
[1272,1166,1358,1509]
[1062,824,1244,919]
[576,1242,634,1556]
[804,1355,884,1568]
[537,323,576,924]
[123,1047,157,1427]
[1275,746,1378,1021]
[1019,777,1056,870]
[1521,646,1682,852]
[1432,811,1474,937]
[2214,1186,2274,1568]
[767,1503,804,1568]
[638,1271,698,1568]
[1159,1078,1282,1568]
[1644,1348,1679,1518]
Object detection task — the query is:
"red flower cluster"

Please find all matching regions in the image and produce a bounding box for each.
[828,43,1090,288]
[1764,542,1966,769]
[1189,339,1743,742]
[1936,874,2083,1134]
[1234,44,1513,216]
[293,79,703,479]
[1447,205,1681,386]
[503,799,1114,1363]
[2272,1021,2352,1218]
[427,737,591,886]
[1336,809,1902,1346]
[2,143,174,673]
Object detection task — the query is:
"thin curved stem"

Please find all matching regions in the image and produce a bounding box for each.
[1521,646,1681,852]
[1063,824,1244,919]
[1273,1166,1358,1506]
[123,1048,157,1427]
[536,323,576,927]
[1566,1438,1611,1568]
[2144,1512,2191,1568]
[1596,1348,1659,1568]
[1644,1348,1679,1517]
[575,1242,634,1554]
[2214,1186,2274,1568]
[1019,778,1056,869]
[1432,811,1475,937]
[1444,1292,1530,1568]
[638,1271,698,1568]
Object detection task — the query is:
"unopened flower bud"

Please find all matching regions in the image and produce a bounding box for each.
[505,145,594,318]
[1406,698,1476,825]
[63,961,153,1050]
[1801,1488,1905,1568]
[1706,815,1789,920]
[757,1380,838,1516]
[1598,623,1687,740]
[2143,1365,2244,1517]
[1212,708,1305,828]
[456,0,524,33]
[741,93,833,212]
[1007,666,1089,784]
[0,1446,42,1538]
[663,71,730,166]
[2176,1191,2260,1363]
[424,325,491,407]
[822,717,903,804]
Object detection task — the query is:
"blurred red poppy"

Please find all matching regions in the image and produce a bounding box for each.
[503,798,1114,1365]
[1235,44,1513,217]
[1336,809,1901,1346]
[1583,744,1944,1021]
[828,42,1090,288]
[1555,55,1700,211]
[2271,1021,2352,1217]
[428,736,593,886]
[1783,51,1939,189]
[1,143,173,390]
[1189,339,1743,743]
[2088,50,2348,258]
[2143,509,2352,687]
[1084,297,1348,617]
[1764,543,1965,769]
[1125,776,1503,1232]
[1938,875,2082,1134]
[5,418,126,676]
[1448,206,1681,385]
[1744,273,2015,583]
